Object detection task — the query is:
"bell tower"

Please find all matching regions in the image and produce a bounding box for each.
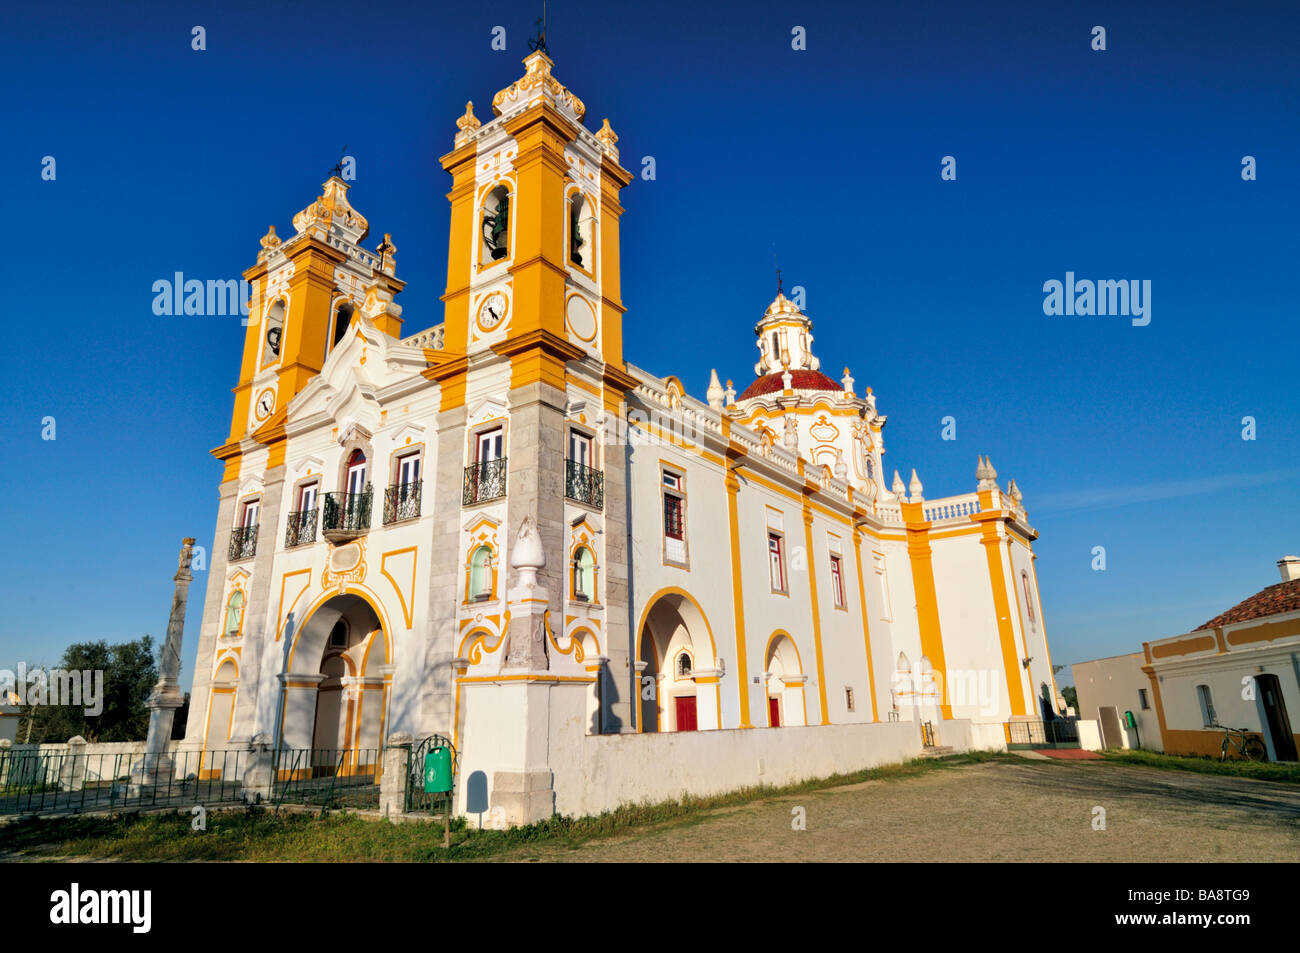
[426,53,639,823]
[436,52,632,399]
[220,177,404,477]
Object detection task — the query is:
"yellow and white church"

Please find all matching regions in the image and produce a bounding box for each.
[183,52,1064,822]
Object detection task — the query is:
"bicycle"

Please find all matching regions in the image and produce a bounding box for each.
[1214,724,1267,762]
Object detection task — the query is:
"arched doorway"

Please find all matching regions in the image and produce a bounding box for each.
[764,632,807,727]
[281,592,390,764]
[636,590,719,732]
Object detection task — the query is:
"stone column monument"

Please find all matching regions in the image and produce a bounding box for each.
[129,537,195,794]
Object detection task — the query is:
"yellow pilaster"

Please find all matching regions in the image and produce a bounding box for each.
[802,499,832,725]
[902,500,951,719]
[724,455,753,729]
[974,502,1027,717]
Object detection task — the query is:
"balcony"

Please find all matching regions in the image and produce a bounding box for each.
[285,508,318,548]
[565,460,604,508]
[463,458,507,505]
[322,488,372,542]
[383,482,422,525]
[228,525,257,561]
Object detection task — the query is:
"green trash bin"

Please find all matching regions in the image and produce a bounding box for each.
[424,745,453,794]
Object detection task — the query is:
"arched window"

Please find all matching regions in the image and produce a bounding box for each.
[332,301,355,351]
[569,193,590,267]
[469,545,493,600]
[345,449,367,496]
[223,590,245,638]
[573,546,595,601]
[262,300,285,367]
[677,652,692,678]
[482,185,510,262]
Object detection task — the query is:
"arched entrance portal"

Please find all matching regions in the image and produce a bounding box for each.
[280,592,390,760]
[637,590,719,732]
[764,632,808,727]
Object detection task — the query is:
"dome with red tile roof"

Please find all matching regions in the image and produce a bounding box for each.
[737,368,843,402]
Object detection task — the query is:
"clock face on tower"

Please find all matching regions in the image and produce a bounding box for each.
[253,388,276,423]
[477,290,508,332]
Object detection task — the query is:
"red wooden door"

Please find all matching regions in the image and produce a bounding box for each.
[674,695,698,732]
[769,697,781,727]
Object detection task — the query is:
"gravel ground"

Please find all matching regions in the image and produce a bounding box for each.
[495,759,1300,862]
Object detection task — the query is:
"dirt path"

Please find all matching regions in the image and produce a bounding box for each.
[495,760,1300,862]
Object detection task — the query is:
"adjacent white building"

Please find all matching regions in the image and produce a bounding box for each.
[1075,556,1300,761]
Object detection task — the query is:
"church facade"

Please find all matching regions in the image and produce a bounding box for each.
[183,52,1062,821]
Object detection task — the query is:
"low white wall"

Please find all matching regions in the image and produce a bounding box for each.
[2,741,182,757]
[1077,720,1103,751]
[935,719,1009,753]
[553,720,920,818]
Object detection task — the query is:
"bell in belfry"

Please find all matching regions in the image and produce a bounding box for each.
[484,195,510,259]
[571,226,584,267]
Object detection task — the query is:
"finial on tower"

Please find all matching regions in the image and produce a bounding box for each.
[330,144,348,180]
[528,0,549,53]
[706,369,725,409]
[908,468,924,501]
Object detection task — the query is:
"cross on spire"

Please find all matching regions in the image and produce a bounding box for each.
[528,0,549,53]
[330,144,348,179]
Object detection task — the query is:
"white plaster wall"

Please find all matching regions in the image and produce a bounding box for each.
[551,716,920,818]
[806,510,874,725]
[930,534,1008,722]
[875,536,921,719]
[626,436,737,725]
[1008,542,1056,717]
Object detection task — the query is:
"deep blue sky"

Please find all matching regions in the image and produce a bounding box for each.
[2,0,1297,689]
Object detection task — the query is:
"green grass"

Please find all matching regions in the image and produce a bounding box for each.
[1100,748,1300,783]
[0,751,1011,862]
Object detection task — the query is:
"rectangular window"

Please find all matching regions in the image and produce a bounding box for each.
[297,482,318,513]
[1138,688,1150,711]
[768,532,786,593]
[662,468,686,565]
[476,427,504,462]
[830,554,846,608]
[241,500,259,528]
[397,453,421,487]
[845,687,855,712]
[346,459,367,496]
[1196,684,1216,727]
[568,430,593,468]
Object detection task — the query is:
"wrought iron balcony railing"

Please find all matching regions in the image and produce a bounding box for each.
[463,458,507,505]
[383,482,422,524]
[323,487,372,542]
[565,460,605,508]
[285,508,318,548]
[228,525,257,561]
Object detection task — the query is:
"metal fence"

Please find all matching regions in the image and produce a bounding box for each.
[271,747,382,811]
[1005,718,1080,748]
[0,747,246,816]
